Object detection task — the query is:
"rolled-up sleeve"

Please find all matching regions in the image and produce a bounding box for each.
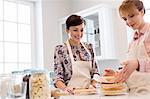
[53,45,65,85]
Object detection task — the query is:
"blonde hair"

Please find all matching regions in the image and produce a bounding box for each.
[119,0,145,15]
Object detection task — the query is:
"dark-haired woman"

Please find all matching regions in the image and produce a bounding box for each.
[53,15,99,93]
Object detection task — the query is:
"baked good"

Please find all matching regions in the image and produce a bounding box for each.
[100,76,127,95]
[101,83,127,96]
[100,76,115,84]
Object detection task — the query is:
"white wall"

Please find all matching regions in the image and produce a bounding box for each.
[70,0,116,13]
[41,0,71,70]
[113,11,128,61]
[34,0,44,67]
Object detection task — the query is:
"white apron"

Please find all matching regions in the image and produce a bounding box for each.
[126,28,150,95]
[66,40,92,88]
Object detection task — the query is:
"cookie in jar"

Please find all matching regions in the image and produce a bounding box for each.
[29,69,50,99]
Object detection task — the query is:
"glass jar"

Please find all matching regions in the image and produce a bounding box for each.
[49,71,55,89]
[29,69,50,99]
[8,71,27,98]
[0,74,12,98]
[11,71,24,83]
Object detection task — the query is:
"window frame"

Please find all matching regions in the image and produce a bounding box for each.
[0,0,36,73]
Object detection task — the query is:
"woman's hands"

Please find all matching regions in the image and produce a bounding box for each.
[102,68,117,83]
[114,58,139,83]
[103,68,116,76]
[55,80,75,94]
[63,86,75,94]
[103,58,139,83]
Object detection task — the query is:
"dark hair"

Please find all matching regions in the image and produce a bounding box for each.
[66,14,86,30]
[119,0,145,15]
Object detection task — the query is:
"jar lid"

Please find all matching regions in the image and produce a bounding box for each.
[31,67,48,74]
[23,69,32,74]
[11,71,24,75]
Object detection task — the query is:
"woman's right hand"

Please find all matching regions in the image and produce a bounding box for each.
[103,68,116,76]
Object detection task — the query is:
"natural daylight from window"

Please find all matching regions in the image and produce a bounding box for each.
[0,0,34,73]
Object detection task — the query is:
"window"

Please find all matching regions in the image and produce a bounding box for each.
[0,0,34,73]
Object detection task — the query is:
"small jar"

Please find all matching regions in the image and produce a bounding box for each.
[29,69,50,99]
[49,71,55,89]
[0,74,12,98]
[11,71,24,83]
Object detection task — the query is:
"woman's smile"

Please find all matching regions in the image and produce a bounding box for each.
[73,35,81,40]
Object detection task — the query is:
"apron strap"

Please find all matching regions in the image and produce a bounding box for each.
[80,42,92,60]
[80,42,92,67]
[66,40,75,63]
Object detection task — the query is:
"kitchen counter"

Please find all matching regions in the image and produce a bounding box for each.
[59,94,150,99]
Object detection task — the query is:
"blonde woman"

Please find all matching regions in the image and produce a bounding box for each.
[104,0,150,94]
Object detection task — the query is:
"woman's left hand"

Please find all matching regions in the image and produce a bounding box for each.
[114,58,139,83]
[89,84,96,89]
[63,86,75,94]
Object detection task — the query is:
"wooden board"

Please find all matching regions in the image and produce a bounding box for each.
[51,88,97,97]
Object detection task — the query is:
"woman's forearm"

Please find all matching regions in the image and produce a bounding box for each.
[55,80,67,90]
